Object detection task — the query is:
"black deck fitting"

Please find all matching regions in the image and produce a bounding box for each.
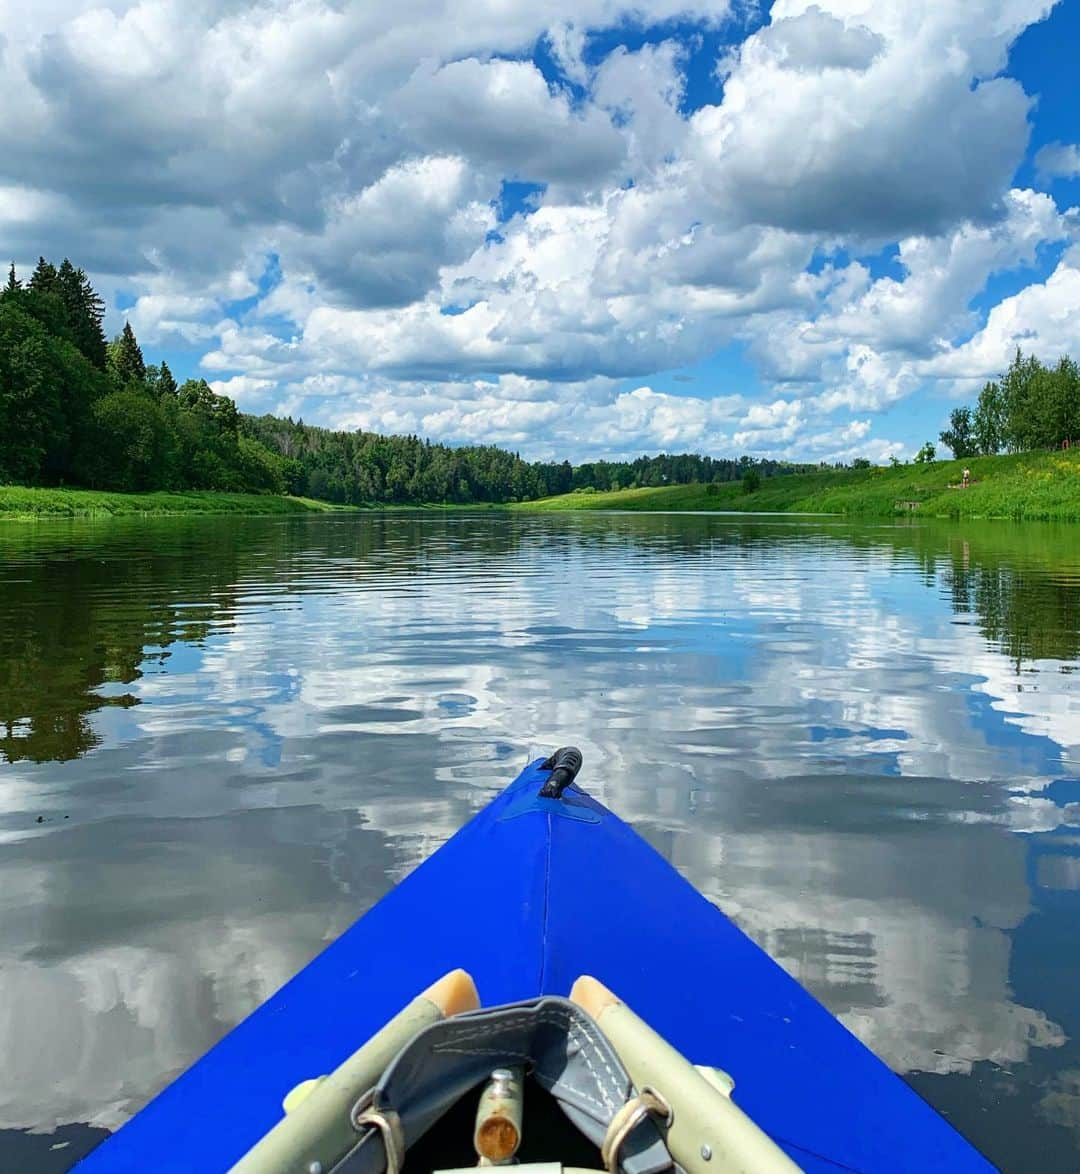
[539,746,583,799]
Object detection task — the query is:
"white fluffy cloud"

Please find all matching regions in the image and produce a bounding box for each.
[917,247,1080,383]
[815,189,1068,356]
[755,187,1077,411]
[281,155,495,309]
[692,0,1048,237]
[1035,141,1080,180]
[1,0,1074,460]
[393,57,627,189]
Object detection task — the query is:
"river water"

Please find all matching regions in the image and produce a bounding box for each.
[1,511,1079,1171]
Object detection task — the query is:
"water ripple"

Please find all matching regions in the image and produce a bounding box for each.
[1,512,1079,1170]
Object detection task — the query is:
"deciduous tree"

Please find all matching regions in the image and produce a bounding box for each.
[940,407,976,458]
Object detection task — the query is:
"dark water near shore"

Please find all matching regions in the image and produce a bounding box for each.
[2,511,1079,1171]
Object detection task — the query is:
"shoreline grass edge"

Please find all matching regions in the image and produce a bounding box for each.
[0,487,354,521]
[514,448,1080,523]
[0,487,517,521]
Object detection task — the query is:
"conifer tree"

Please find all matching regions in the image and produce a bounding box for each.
[28,257,59,295]
[56,259,108,369]
[157,360,178,397]
[107,321,147,388]
[4,263,20,295]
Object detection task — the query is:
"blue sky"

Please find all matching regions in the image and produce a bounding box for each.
[3,0,1078,463]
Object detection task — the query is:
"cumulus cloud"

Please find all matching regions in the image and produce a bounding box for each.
[393,58,626,188]
[743,187,1076,411]
[916,247,1080,383]
[591,40,690,178]
[282,156,494,309]
[208,374,276,405]
[812,189,1069,356]
[752,5,884,72]
[239,374,751,462]
[1035,141,1080,181]
[692,0,1046,237]
[1,0,1071,460]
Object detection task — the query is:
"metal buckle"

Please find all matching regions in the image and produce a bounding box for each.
[326,1090,405,1174]
[601,1086,671,1173]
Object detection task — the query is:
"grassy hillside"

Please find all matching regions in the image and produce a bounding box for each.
[0,486,351,520]
[520,449,1080,522]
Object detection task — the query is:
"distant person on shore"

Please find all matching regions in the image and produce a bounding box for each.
[962,467,971,488]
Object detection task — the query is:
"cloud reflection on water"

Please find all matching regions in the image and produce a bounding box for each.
[0,513,1078,1167]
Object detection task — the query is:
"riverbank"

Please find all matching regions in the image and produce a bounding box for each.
[519,449,1080,521]
[11,447,1080,522]
[0,486,349,520]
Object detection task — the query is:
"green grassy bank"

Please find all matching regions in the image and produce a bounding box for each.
[520,448,1080,522]
[0,486,350,520]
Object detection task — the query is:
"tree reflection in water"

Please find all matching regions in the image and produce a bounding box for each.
[0,512,1078,1172]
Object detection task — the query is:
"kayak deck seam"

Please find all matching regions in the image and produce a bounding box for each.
[74,760,995,1174]
[537,808,553,993]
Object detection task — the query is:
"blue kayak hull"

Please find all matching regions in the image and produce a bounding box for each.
[78,760,993,1172]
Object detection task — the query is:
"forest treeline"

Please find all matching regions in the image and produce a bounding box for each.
[241,414,806,505]
[7,255,1080,503]
[0,259,283,493]
[1,253,802,503]
[939,348,1080,458]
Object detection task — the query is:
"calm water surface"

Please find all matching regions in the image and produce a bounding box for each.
[2,511,1079,1171]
